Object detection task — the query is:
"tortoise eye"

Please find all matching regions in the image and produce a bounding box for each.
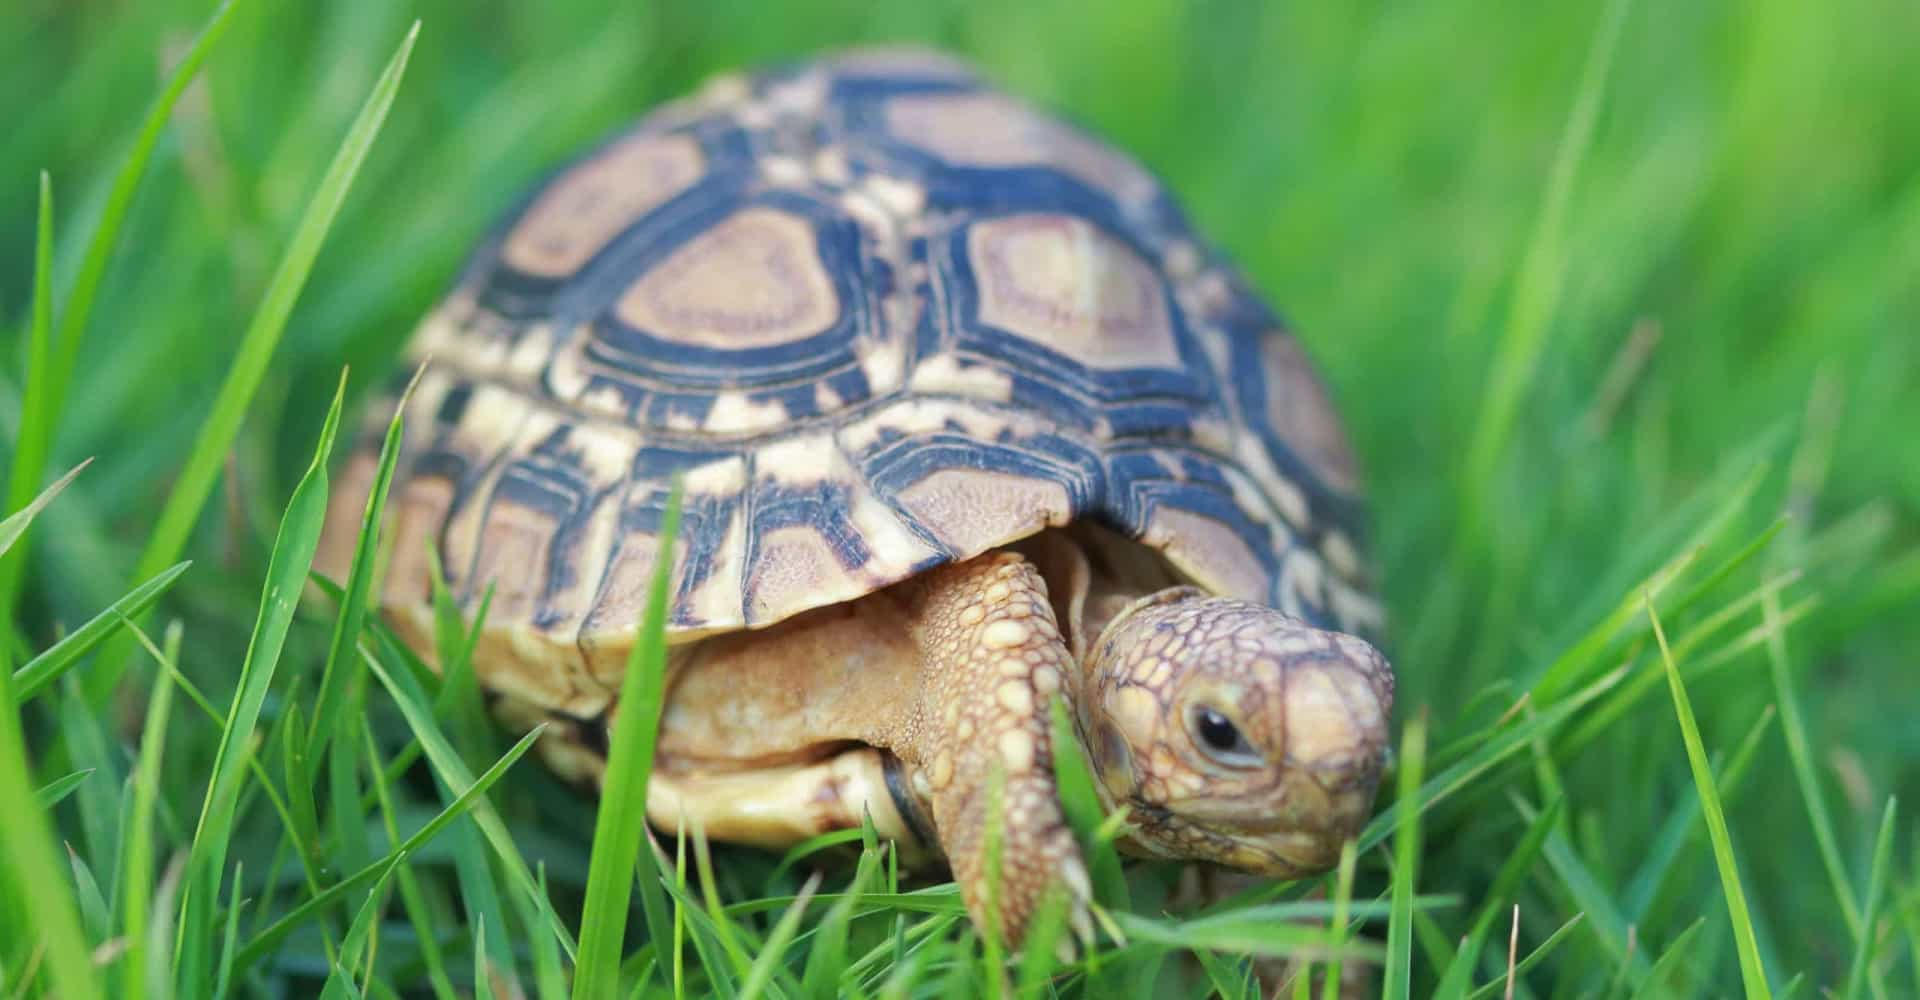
[1189,705,1262,767]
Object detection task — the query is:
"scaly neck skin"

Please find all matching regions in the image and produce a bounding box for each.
[1010,529,1131,668]
[1068,586,1211,848]
[1011,530,1184,829]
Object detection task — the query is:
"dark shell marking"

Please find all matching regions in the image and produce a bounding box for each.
[319,48,1380,708]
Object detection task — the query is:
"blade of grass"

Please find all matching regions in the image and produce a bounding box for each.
[1509,790,1647,981]
[844,911,958,991]
[802,847,878,998]
[1,0,245,630]
[361,645,579,961]
[416,562,510,984]
[473,915,489,1000]
[1463,912,1586,1000]
[658,835,739,1000]
[426,550,493,750]
[1529,456,1777,718]
[122,621,180,1000]
[444,806,513,979]
[0,171,57,667]
[145,855,187,999]
[675,824,688,998]
[1359,662,1623,854]
[1763,589,1862,939]
[308,363,422,762]
[327,711,375,898]
[1014,881,1071,992]
[213,863,246,1000]
[175,372,347,996]
[132,631,328,899]
[1411,905,1461,985]
[1560,570,1801,758]
[1050,695,1129,913]
[362,723,458,1000]
[1573,595,1815,765]
[319,855,402,1000]
[59,680,122,919]
[1630,918,1706,999]
[85,19,420,704]
[1647,591,1770,998]
[374,566,516,975]
[0,460,88,564]
[65,845,111,946]
[1197,949,1255,1000]
[1664,510,1790,624]
[0,470,102,999]
[1902,875,1920,997]
[1468,794,1564,947]
[768,829,867,883]
[33,768,94,809]
[282,702,327,889]
[1320,837,1358,1000]
[1623,707,1776,921]
[10,561,191,703]
[1433,795,1566,999]
[574,482,682,999]
[307,360,416,921]
[1529,542,1695,704]
[1842,798,1897,1000]
[1104,910,1388,960]
[1382,708,1429,998]
[692,819,755,987]
[715,888,988,922]
[675,817,691,990]
[739,872,821,999]
[519,865,566,1000]
[233,723,546,973]
[1170,892,1384,943]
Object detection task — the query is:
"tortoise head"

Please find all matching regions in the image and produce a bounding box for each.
[1078,587,1393,876]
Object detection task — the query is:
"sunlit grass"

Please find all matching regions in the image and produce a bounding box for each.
[1648,593,1770,997]
[572,483,680,997]
[2,0,1916,995]
[0,469,100,999]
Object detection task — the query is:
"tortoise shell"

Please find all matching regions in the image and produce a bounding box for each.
[317,47,1382,719]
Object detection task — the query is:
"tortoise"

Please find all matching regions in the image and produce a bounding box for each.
[316,46,1395,948]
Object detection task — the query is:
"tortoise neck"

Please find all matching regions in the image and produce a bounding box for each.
[1007,527,1191,704]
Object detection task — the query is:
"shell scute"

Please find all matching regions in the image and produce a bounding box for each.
[540,186,906,437]
[501,131,707,281]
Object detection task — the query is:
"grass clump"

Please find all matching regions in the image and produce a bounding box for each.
[3,0,1917,996]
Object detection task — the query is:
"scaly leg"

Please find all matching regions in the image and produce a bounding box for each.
[898,551,1093,949]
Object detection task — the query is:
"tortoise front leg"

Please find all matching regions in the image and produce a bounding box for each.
[898,552,1094,950]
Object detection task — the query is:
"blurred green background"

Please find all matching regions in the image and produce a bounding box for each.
[5,0,1917,993]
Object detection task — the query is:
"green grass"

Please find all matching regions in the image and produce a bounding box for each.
[1648,592,1770,997]
[3,0,1917,995]
[573,482,680,999]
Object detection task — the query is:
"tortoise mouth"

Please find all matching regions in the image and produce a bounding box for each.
[1120,796,1351,876]
[1233,832,1345,877]
[1119,755,1381,874]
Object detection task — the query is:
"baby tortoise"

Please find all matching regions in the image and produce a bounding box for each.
[318,46,1394,949]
